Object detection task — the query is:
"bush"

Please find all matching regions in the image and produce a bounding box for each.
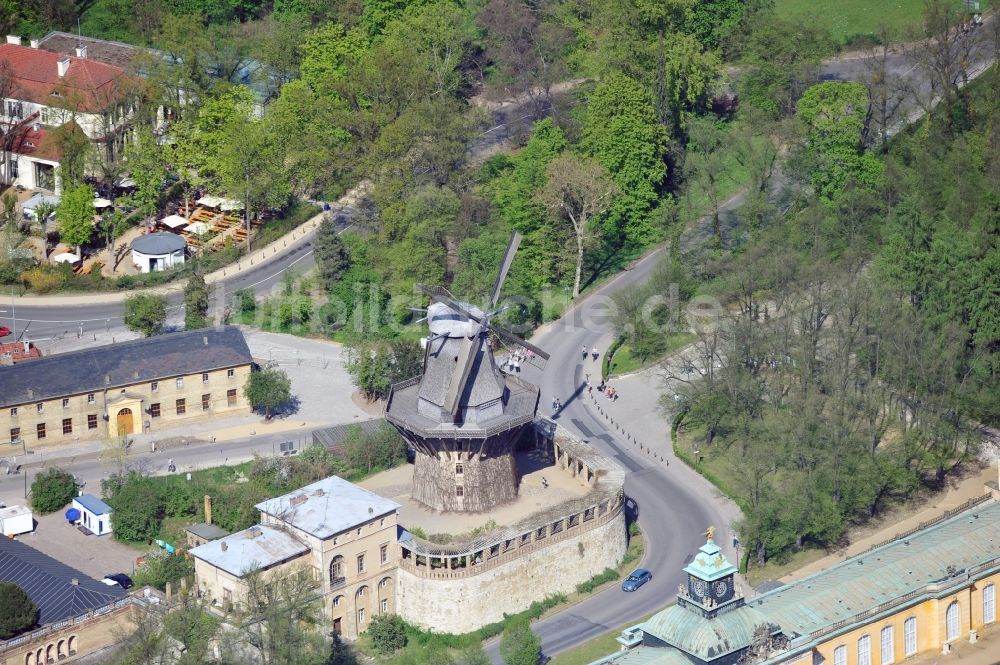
[132,550,194,591]
[574,567,620,594]
[103,471,163,543]
[21,266,66,293]
[368,613,408,654]
[0,583,37,639]
[499,617,541,665]
[30,467,77,513]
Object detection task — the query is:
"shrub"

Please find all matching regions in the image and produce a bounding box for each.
[0,583,37,639]
[21,266,66,293]
[30,467,77,513]
[103,471,163,543]
[132,551,194,591]
[574,568,620,594]
[368,613,408,654]
[499,617,541,665]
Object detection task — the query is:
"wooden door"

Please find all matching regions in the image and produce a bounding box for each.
[332,617,341,635]
[117,408,134,435]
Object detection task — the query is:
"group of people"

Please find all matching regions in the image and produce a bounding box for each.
[503,348,534,373]
[582,345,599,361]
[551,396,563,412]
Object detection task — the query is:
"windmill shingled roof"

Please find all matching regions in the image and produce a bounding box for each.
[0,326,252,408]
[0,538,126,625]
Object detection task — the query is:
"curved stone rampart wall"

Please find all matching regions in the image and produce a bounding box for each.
[396,501,627,634]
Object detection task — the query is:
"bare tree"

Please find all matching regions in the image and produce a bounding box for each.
[536,153,618,298]
[860,26,910,151]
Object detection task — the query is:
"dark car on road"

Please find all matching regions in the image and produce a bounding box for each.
[622,568,652,592]
[0,326,10,337]
[102,573,134,589]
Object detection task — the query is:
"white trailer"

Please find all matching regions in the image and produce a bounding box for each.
[0,505,34,536]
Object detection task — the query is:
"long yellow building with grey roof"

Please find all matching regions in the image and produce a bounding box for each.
[596,492,1000,665]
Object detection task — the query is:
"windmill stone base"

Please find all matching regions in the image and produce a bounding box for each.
[412,444,519,512]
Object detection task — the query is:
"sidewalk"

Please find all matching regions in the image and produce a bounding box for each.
[9,182,370,306]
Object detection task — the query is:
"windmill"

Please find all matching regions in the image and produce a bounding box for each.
[385,232,549,512]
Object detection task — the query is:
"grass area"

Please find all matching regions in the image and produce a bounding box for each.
[775,0,991,45]
[744,547,828,587]
[548,609,662,665]
[606,332,697,377]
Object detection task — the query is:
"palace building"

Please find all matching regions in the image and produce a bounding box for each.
[0,327,253,448]
[597,494,1000,665]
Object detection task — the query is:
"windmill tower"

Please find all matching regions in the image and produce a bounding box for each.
[385,232,549,512]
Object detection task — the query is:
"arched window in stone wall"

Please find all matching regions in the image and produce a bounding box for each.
[356,585,368,600]
[24,651,34,665]
[946,601,960,641]
[57,639,67,657]
[68,635,78,655]
[330,555,345,586]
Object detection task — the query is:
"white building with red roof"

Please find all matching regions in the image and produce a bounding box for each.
[0,35,139,193]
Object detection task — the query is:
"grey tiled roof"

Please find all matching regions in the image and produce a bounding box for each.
[131,232,186,255]
[189,524,308,577]
[185,523,231,541]
[418,336,504,408]
[0,538,126,625]
[0,326,252,408]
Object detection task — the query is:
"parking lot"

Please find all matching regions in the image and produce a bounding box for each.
[13,511,142,581]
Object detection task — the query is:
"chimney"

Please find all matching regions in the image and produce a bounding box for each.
[27,388,33,398]
[203,335,208,345]
[290,495,307,507]
[22,341,28,353]
[70,578,79,586]
[220,541,228,551]
[57,57,70,78]
[5,35,20,45]
[248,526,262,538]
[312,489,325,497]
[105,374,111,384]
[133,370,139,379]
[29,39,39,49]
[204,495,213,525]
[75,44,87,58]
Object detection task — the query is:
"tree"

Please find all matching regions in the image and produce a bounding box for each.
[184,270,210,330]
[536,154,618,298]
[47,122,91,189]
[500,617,541,665]
[230,568,325,665]
[367,614,407,654]
[0,583,37,639]
[56,184,95,253]
[123,293,168,337]
[346,339,423,401]
[99,210,133,270]
[314,216,351,292]
[244,367,293,419]
[30,467,77,513]
[104,471,162,543]
[685,117,730,243]
[124,129,168,225]
[326,634,359,665]
[163,600,220,665]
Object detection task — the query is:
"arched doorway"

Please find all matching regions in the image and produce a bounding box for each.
[116,408,134,435]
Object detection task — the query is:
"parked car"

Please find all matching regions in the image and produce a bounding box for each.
[0,326,10,337]
[102,573,134,589]
[622,568,652,592]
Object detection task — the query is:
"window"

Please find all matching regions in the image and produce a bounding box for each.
[356,586,365,598]
[357,527,362,536]
[378,578,388,590]
[903,617,917,657]
[36,403,43,413]
[9,407,16,417]
[227,368,235,378]
[150,403,161,418]
[455,463,463,475]
[380,544,388,564]
[333,596,342,608]
[62,418,72,435]
[87,393,95,404]
[946,601,959,641]
[330,556,345,585]
[202,373,209,383]
[357,554,366,574]
[36,423,46,440]
[227,389,237,406]
[151,381,158,392]
[985,584,996,625]
[40,106,57,125]
[175,399,186,415]
[380,598,388,613]
[175,377,184,388]
[10,427,19,443]
[6,100,23,119]
[202,394,211,411]
[858,634,871,665]
[880,625,893,665]
[8,158,15,179]
[456,485,464,496]
[833,645,846,665]
[357,609,365,625]
[62,398,69,408]
[223,588,232,603]
[87,414,97,430]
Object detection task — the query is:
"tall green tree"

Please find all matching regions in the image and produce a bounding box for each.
[123,293,169,337]
[581,75,668,245]
[499,617,541,665]
[124,129,168,224]
[184,270,210,330]
[244,367,293,419]
[0,583,36,639]
[30,467,77,514]
[56,184,95,253]
[314,216,351,292]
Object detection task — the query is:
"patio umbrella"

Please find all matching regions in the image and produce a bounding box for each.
[93,197,113,208]
[52,252,81,264]
[220,198,244,211]
[22,194,61,218]
[197,195,224,209]
[64,507,81,522]
[160,214,188,229]
[116,176,136,188]
[185,221,211,235]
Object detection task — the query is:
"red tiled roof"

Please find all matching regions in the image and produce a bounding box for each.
[0,43,132,112]
[0,341,43,364]
[8,121,59,161]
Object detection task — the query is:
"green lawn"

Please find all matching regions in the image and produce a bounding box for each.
[548,609,663,665]
[775,0,988,44]
[606,333,697,377]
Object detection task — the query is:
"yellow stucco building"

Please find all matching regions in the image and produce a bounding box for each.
[599,494,1000,665]
[0,327,253,449]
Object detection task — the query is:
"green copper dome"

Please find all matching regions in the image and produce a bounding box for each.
[683,539,738,582]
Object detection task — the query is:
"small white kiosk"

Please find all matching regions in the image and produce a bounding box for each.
[131,232,187,273]
[0,505,33,536]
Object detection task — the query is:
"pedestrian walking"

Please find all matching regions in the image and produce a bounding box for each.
[552,396,558,410]
[591,346,599,361]
[582,345,588,359]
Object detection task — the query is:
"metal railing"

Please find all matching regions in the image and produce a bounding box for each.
[864,493,993,554]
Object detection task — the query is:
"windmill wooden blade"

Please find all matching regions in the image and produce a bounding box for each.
[490,323,549,368]
[487,231,522,310]
[443,337,479,416]
[416,284,486,325]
